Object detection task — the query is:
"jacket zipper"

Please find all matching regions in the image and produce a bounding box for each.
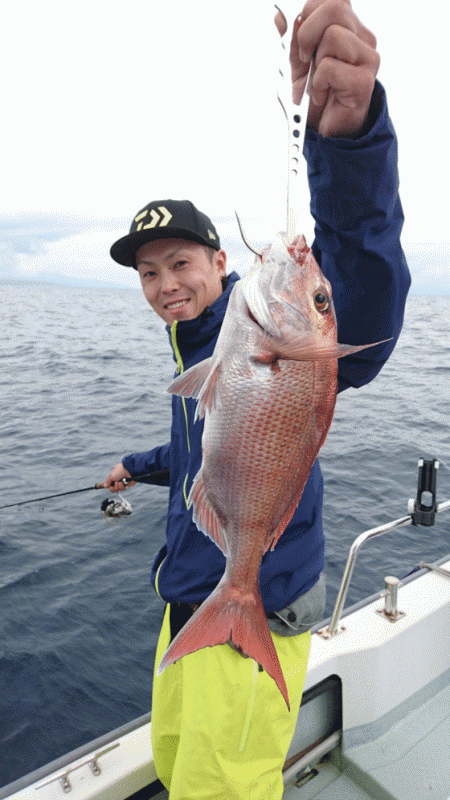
[171,321,191,456]
[155,322,193,598]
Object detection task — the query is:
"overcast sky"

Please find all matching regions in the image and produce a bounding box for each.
[1,0,449,292]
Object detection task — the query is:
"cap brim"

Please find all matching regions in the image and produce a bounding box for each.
[110,228,220,267]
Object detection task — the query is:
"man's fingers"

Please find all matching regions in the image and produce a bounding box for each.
[311,59,376,108]
[275,9,308,88]
[110,478,136,492]
[298,0,377,62]
[314,25,380,73]
[310,61,375,136]
[274,0,379,135]
[274,9,287,36]
[101,464,134,493]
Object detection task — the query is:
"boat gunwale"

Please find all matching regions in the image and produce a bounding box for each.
[0,710,153,800]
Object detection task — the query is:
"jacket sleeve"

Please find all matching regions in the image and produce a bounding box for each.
[122,443,171,486]
[304,81,411,393]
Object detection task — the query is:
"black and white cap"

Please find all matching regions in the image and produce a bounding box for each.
[110,199,221,268]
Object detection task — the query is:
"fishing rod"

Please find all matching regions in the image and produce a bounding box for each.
[0,469,170,511]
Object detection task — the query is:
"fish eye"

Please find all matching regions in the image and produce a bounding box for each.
[314,290,330,312]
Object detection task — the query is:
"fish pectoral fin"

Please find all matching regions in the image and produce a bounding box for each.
[189,473,229,556]
[167,357,213,398]
[196,362,222,418]
[335,338,393,358]
[167,358,222,418]
[277,336,392,361]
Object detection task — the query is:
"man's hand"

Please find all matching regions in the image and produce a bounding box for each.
[100,463,135,493]
[276,0,380,138]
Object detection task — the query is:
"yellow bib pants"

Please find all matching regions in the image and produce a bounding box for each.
[151,604,311,800]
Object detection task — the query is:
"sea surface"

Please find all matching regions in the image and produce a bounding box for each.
[1,279,449,787]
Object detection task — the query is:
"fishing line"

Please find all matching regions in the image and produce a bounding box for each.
[0,469,170,511]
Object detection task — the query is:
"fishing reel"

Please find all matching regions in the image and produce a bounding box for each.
[101,494,133,521]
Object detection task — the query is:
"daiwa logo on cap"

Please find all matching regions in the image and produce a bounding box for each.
[134,205,173,231]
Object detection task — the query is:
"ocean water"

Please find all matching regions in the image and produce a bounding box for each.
[1,279,449,787]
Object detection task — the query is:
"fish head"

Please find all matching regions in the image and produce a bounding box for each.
[240,233,337,356]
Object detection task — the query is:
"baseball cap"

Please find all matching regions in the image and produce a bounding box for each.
[110,199,221,268]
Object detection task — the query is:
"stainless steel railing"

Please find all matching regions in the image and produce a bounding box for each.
[321,495,450,638]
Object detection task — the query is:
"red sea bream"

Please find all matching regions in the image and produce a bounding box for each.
[157,233,379,708]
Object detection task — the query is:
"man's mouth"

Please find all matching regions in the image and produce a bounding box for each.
[165,298,190,311]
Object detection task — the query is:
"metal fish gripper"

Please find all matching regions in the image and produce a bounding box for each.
[235,2,313,256]
[275,1,313,240]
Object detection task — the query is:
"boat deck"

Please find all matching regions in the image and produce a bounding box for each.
[282,671,450,799]
[149,761,375,799]
[284,761,374,799]
[339,677,450,800]
[150,763,375,799]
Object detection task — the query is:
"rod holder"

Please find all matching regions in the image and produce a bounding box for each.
[408,459,439,526]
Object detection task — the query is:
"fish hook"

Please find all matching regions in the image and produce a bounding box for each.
[234,211,263,258]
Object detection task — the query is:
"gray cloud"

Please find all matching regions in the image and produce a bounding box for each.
[0,211,127,239]
[0,211,128,275]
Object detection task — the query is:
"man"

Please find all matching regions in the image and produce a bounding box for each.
[102,1,411,797]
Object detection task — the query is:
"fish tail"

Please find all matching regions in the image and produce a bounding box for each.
[157,580,290,710]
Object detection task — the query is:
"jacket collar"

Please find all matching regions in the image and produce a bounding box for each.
[166,271,240,364]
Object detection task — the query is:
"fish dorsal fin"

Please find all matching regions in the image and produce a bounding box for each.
[167,357,222,419]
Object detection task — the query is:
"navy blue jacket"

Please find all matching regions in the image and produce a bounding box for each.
[123,82,411,613]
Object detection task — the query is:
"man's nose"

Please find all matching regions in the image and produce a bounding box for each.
[161,270,179,292]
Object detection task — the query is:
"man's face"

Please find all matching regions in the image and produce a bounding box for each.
[136,239,227,325]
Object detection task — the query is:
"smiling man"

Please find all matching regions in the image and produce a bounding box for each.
[101,2,411,797]
[136,237,227,325]
[109,200,228,326]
